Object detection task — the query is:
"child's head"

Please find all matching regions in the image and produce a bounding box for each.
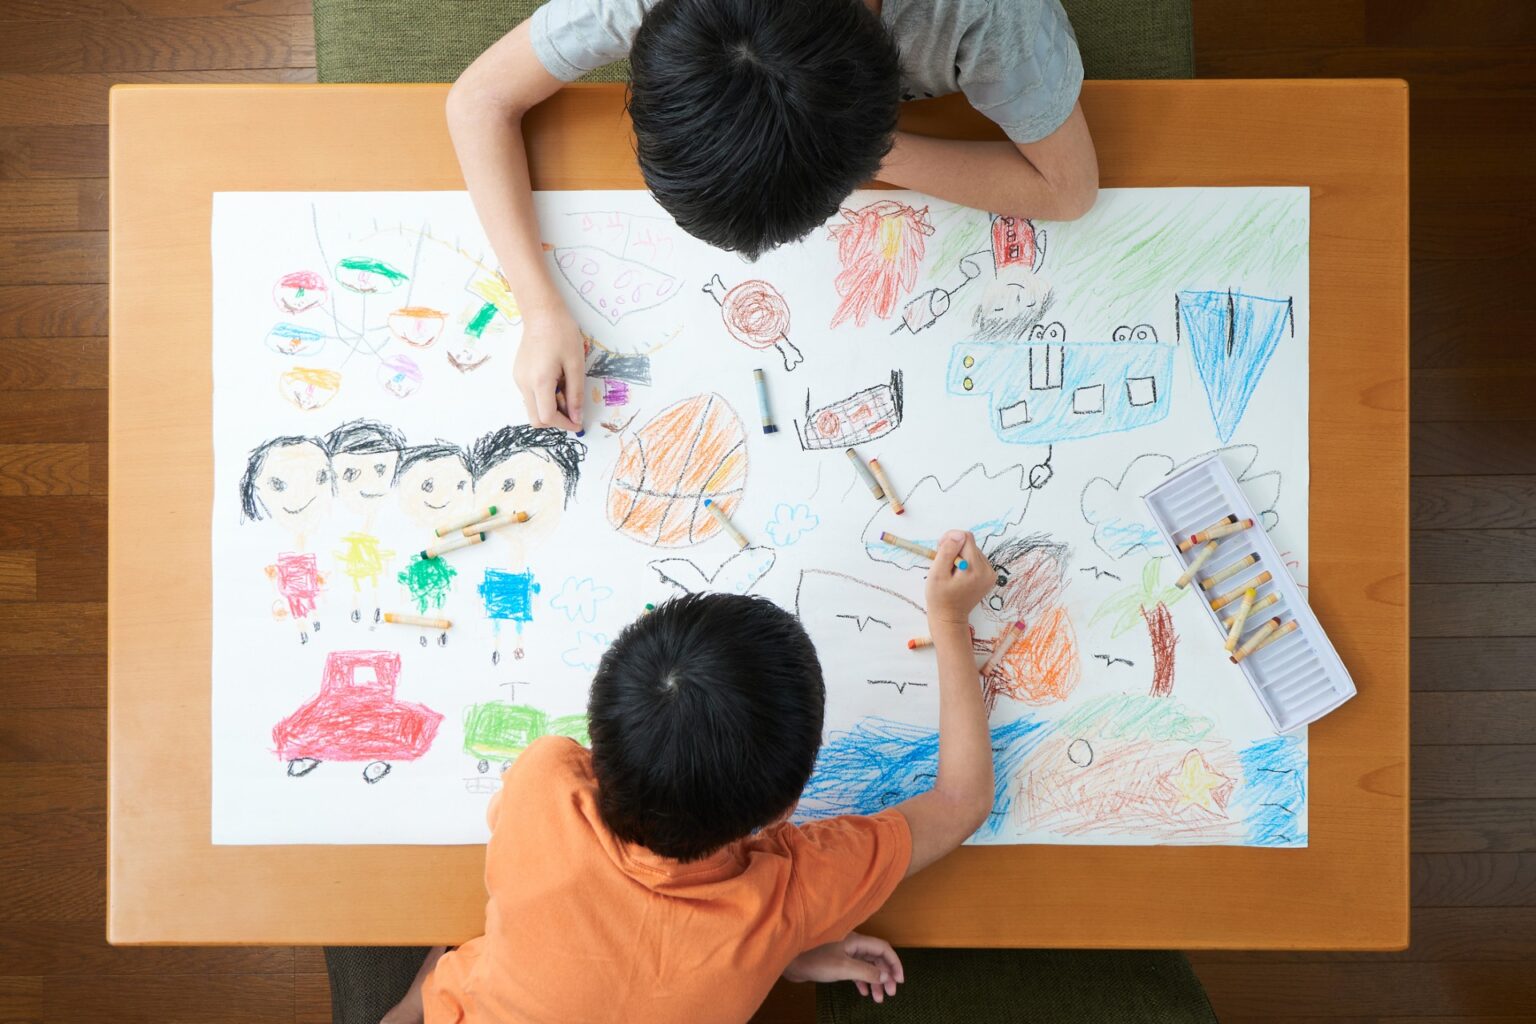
[627,0,902,260]
[587,593,825,861]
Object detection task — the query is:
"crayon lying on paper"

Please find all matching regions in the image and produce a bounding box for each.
[468,510,530,537]
[752,369,777,434]
[1177,515,1235,553]
[435,505,496,537]
[979,620,1026,677]
[1175,541,1218,587]
[1243,619,1298,658]
[383,612,451,630]
[1189,517,1254,546]
[422,531,485,560]
[868,458,903,515]
[1223,589,1257,652]
[1221,590,1278,629]
[1201,553,1260,591]
[702,498,750,549]
[907,636,934,650]
[879,531,967,570]
[1230,617,1281,663]
[845,448,885,499]
[1210,571,1272,611]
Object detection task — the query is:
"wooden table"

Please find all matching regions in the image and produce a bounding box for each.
[109,81,1408,949]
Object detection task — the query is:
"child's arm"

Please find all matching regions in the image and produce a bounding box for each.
[446,22,584,432]
[879,103,1099,222]
[892,531,997,877]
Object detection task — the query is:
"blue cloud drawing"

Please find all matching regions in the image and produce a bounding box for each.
[766,503,820,546]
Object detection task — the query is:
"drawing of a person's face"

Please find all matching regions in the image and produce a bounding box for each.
[333,450,399,517]
[475,451,565,541]
[397,451,472,529]
[975,265,1054,341]
[252,440,333,539]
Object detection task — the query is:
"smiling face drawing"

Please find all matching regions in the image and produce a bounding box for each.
[396,448,472,529]
[332,450,399,516]
[247,439,334,541]
[475,450,564,543]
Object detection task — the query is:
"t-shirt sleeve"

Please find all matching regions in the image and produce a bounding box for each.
[957,0,1083,144]
[486,735,584,834]
[786,809,913,949]
[528,0,650,82]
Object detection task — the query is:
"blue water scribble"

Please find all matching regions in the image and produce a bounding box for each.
[797,716,1049,839]
[479,569,540,622]
[1179,289,1292,443]
[1229,734,1308,846]
[562,630,610,670]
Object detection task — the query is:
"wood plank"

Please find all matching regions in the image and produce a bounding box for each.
[0,71,312,126]
[0,392,106,444]
[1414,693,1536,744]
[0,812,100,871]
[0,0,312,19]
[0,497,105,552]
[0,977,42,1024]
[0,551,37,600]
[295,972,329,1024]
[1414,799,1536,852]
[0,655,104,708]
[0,339,108,390]
[1364,0,1536,47]
[1414,201,1536,263]
[1413,638,1536,691]
[1197,44,1536,96]
[1414,853,1536,907]
[294,946,325,972]
[0,604,104,656]
[0,181,104,232]
[1414,367,1536,421]
[1195,962,1536,1017]
[0,446,92,497]
[3,864,102,921]
[0,234,104,285]
[1415,745,1536,798]
[1413,584,1536,637]
[0,710,105,761]
[41,973,294,1024]
[0,923,292,976]
[80,15,314,73]
[0,286,106,338]
[1413,477,1536,529]
[1413,259,1536,369]
[1412,422,1536,476]
[1189,907,1536,962]
[34,550,106,604]
[0,20,82,72]
[0,125,106,179]
[0,763,105,813]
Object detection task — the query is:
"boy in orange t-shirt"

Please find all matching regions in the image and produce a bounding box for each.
[382,530,996,1023]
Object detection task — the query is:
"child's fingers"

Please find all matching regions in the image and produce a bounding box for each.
[932,530,966,569]
[562,356,586,428]
[854,981,870,997]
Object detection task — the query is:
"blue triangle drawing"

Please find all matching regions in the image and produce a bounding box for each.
[1178,289,1293,443]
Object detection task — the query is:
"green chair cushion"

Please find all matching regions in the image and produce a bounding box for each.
[313,0,1190,85]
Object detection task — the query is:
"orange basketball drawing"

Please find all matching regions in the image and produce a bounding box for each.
[607,393,748,547]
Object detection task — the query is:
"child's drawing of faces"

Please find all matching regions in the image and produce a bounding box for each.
[333,450,399,516]
[250,439,333,540]
[396,447,472,529]
[974,265,1054,341]
[475,450,565,542]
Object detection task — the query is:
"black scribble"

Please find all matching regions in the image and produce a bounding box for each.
[1093,654,1135,668]
[794,371,904,450]
[837,613,891,632]
[868,679,929,694]
[1080,566,1121,581]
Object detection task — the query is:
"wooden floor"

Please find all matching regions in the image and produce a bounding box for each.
[0,1,1531,1021]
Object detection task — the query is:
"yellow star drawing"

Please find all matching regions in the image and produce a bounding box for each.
[1163,750,1234,817]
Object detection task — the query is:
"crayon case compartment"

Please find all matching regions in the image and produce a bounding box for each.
[1141,455,1356,733]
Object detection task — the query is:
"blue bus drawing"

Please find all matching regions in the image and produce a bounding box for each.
[947,324,1174,444]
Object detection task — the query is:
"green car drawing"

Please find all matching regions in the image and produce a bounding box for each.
[462,701,590,773]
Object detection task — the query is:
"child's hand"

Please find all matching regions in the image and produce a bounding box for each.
[513,306,585,432]
[782,932,904,1004]
[924,530,993,627]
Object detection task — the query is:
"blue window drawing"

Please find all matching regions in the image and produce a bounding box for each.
[948,322,1174,444]
[1178,289,1294,443]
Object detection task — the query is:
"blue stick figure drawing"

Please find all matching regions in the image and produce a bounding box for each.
[479,568,540,664]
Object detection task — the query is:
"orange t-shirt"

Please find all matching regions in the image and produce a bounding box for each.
[423,736,911,1024]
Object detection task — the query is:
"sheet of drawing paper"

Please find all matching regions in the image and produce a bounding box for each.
[211,188,1310,845]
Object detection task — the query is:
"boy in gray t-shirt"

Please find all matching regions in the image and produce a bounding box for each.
[447,0,1097,433]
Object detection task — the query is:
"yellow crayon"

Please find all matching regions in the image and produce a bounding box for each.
[467,510,530,537]
[1210,571,1272,611]
[1230,617,1281,664]
[434,505,496,537]
[1223,589,1257,652]
[1221,591,1279,630]
[422,531,485,560]
[383,612,452,630]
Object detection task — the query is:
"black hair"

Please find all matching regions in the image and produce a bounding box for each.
[393,442,470,486]
[469,425,588,506]
[627,0,902,260]
[323,419,406,456]
[239,436,331,521]
[587,593,825,861]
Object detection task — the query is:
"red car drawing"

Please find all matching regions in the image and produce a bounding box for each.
[273,650,443,784]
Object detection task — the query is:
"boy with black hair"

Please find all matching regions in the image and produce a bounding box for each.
[378,531,995,1022]
[447,0,1098,431]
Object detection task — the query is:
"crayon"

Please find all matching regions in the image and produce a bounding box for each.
[845,448,885,499]
[468,510,530,537]
[907,636,934,650]
[383,612,452,630]
[421,531,485,560]
[1223,589,1257,652]
[434,505,496,537]
[879,531,968,571]
[1209,571,1272,611]
[1201,553,1261,591]
[1175,541,1218,588]
[868,458,903,515]
[1229,617,1281,664]
[753,369,777,434]
[1189,517,1254,546]
[1177,515,1236,552]
[1221,591,1278,629]
[1244,619,1299,657]
[702,497,750,549]
[980,620,1026,677]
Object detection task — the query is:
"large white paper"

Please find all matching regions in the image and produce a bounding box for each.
[211,188,1310,846]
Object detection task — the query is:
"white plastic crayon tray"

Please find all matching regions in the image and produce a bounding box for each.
[1141,456,1356,733]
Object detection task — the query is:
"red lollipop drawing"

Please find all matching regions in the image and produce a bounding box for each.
[703,274,804,371]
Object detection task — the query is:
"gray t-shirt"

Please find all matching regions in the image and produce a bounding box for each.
[529,0,1082,144]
